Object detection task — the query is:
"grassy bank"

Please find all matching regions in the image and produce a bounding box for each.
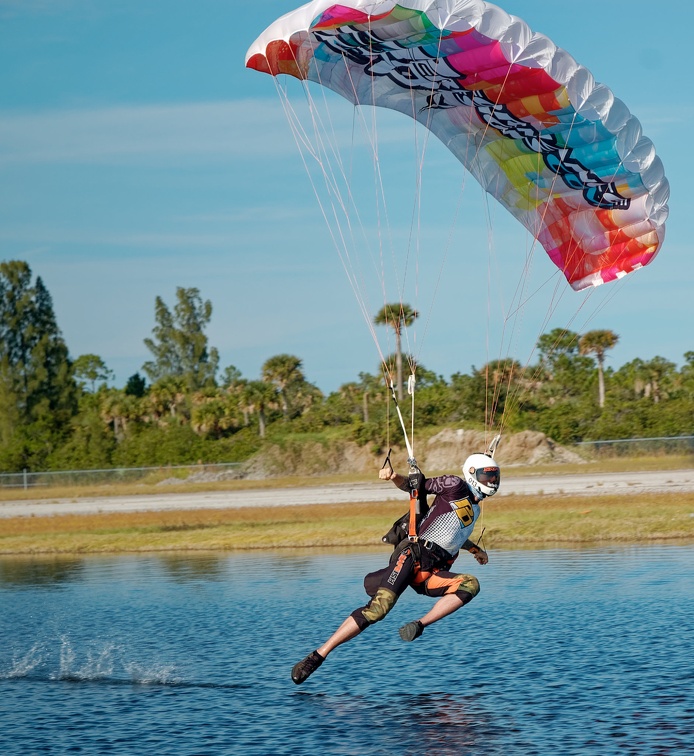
[1,492,693,555]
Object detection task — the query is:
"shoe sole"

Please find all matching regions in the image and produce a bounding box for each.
[399,622,423,641]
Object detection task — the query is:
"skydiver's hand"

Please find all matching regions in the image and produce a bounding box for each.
[379,468,396,481]
[469,547,488,565]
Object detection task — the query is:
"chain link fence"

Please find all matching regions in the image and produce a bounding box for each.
[0,463,243,490]
[575,435,694,458]
[2,435,692,490]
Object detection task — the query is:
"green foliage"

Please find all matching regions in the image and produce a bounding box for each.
[0,261,78,470]
[374,303,419,400]
[2,260,692,473]
[104,422,262,467]
[125,373,147,397]
[526,398,598,444]
[241,380,280,438]
[579,329,620,409]
[48,401,116,470]
[143,287,219,390]
[147,376,189,422]
[261,354,322,421]
[111,423,213,467]
[220,364,243,388]
[536,327,580,364]
[210,428,263,463]
[73,354,113,392]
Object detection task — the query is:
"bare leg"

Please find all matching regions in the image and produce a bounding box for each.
[399,593,466,642]
[292,616,365,684]
[317,616,363,658]
[292,582,392,683]
[419,593,465,627]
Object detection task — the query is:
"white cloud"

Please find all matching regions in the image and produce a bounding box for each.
[0,97,413,166]
[0,225,323,251]
[0,101,281,164]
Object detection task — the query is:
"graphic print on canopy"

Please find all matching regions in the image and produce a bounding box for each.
[246,0,669,291]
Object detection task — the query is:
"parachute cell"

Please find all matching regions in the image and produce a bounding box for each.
[246,0,668,290]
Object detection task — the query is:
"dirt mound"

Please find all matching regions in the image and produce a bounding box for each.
[240,429,582,479]
[499,430,585,465]
[241,439,377,479]
[422,429,584,471]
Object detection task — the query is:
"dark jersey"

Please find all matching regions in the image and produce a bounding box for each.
[416,475,480,556]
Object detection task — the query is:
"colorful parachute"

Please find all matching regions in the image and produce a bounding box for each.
[246,0,668,291]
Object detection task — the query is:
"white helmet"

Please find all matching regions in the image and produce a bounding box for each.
[462,453,501,499]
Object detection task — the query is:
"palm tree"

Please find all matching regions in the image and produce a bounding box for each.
[374,303,419,400]
[262,354,304,420]
[99,390,125,441]
[191,397,225,438]
[579,329,619,409]
[242,380,278,438]
[148,375,187,421]
[99,390,141,441]
[641,356,676,403]
[226,378,251,426]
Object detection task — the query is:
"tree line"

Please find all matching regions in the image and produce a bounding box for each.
[1,260,692,472]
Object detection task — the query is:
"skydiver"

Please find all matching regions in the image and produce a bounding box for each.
[290,453,501,684]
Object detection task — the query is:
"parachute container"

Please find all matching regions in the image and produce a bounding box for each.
[246,0,668,291]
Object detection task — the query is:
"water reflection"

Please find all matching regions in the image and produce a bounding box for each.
[381,692,501,754]
[156,554,228,583]
[282,689,515,756]
[0,556,84,589]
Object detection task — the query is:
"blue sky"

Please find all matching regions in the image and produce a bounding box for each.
[1,0,691,394]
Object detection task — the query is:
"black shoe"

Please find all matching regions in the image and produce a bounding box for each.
[399,620,424,642]
[291,650,324,684]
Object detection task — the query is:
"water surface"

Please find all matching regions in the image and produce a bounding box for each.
[1,545,692,755]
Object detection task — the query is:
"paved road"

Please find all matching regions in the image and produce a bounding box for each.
[1,469,693,518]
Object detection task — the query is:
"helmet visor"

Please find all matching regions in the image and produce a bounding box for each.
[476,467,500,488]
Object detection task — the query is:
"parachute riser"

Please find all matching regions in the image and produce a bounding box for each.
[385,376,423,541]
[387,379,416,467]
[486,434,502,458]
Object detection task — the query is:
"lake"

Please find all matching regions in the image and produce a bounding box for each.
[1,544,692,755]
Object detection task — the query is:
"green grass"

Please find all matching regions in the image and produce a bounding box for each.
[1,492,693,555]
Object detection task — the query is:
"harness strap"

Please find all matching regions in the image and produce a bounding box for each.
[407,465,423,541]
[408,488,418,541]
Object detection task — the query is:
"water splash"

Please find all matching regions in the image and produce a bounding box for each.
[0,643,44,679]
[0,635,181,687]
[55,635,76,680]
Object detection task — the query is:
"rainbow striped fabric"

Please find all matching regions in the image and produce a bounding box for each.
[247,1,669,290]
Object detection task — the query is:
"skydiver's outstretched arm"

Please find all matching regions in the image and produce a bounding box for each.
[378,467,409,490]
[462,538,489,565]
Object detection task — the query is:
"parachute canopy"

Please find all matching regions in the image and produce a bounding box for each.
[246,0,669,291]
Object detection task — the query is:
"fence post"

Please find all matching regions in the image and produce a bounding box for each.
[23,468,28,490]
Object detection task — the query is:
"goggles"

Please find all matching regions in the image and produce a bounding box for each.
[475,467,500,487]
